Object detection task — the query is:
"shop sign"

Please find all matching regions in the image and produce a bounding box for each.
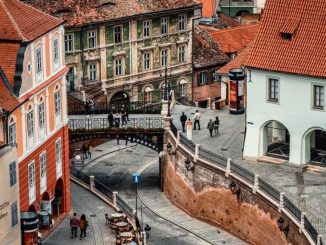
[0,201,9,220]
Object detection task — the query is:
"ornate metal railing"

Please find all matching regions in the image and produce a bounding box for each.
[170,122,178,137]
[69,117,164,131]
[167,126,322,244]
[68,101,161,115]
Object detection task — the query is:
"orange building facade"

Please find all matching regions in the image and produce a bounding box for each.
[0,0,70,242]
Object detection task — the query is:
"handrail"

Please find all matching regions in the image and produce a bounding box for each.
[168,122,322,245]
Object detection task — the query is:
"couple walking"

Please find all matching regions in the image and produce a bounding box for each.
[70,213,89,240]
[180,110,201,132]
[207,117,220,137]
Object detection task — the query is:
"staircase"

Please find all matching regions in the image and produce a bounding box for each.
[176,96,196,107]
[306,164,326,173]
[68,82,105,103]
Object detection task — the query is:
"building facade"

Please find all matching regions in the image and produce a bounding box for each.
[243,0,326,165]
[218,0,265,16]
[25,0,201,107]
[0,0,71,242]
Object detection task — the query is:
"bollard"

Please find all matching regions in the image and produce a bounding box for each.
[300,212,306,233]
[142,231,147,245]
[194,144,200,162]
[89,176,95,191]
[113,191,118,208]
[177,131,181,145]
[225,158,231,177]
[278,192,285,212]
[253,174,259,194]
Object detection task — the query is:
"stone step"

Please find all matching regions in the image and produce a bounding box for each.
[306,164,326,173]
[257,156,287,164]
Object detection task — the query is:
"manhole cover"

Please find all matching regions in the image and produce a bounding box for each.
[126,149,133,153]
[104,163,114,166]
[95,149,103,152]
[221,148,228,151]
[90,214,96,217]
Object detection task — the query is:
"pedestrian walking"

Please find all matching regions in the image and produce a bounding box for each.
[70,213,79,238]
[116,134,120,145]
[207,119,214,137]
[193,110,201,130]
[89,99,95,117]
[180,112,187,133]
[85,99,90,117]
[114,112,121,128]
[214,116,220,135]
[79,214,88,240]
[121,110,128,126]
[86,144,92,159]
[81,143,87,159]
[107,111,114,128]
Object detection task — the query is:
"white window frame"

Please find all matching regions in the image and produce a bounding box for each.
[199,71,208,85]
[27,110,34,149]
[143,20,151,38]
[8,122,16,146]
[268,78,279,102]
[54,91,61,126]
[161,49,168,67]
[313,84,324,110]
[88,30,96,49]
[36,48,43,82]
[28,161,36,204]
[53,38,59,72]
[55,138,62,179]
[143,52,151,71]
[39,102,46,139]
[179,83,186,97]
[89,63,97,81]
[178,14,186,31]
[114,25,122,43]
[178,46,186,63]
[9,162,17,187]
[40,151,47,194]
[64,33,73,53]
[161,17,168,35]
[115,58,123,76]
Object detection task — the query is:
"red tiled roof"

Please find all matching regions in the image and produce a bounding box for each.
[0,70,19,112]
[217,43,253,74]
[246,0,326,78]
[23,0,200,27]
[209,24,260,53]
[0,0,63,41]
[0,42,20,87]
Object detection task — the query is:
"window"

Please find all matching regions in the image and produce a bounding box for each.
[114,26,122,43]
[199,71,207,85]
[9,162,17,187]
[313,85,324,109]
[161,49,168,67]
[231,52,237,60]
[55,139,62,178]
[178,14,186,31]
[27,111,34,139]
[39,102,45,130]
[143,52,151,70]
[36,49,42,73]
[115,58,123,76]
[40,152,47,193]
[90,64,96,81]
[64,33,73,52]
[11,202,18,227]
[88,30,96,48]
[55,91,61,116]
[8,123,16,146]
[28,161,36,203]
[161,17,168,35]
[144,87,153,105]
[53,39,59,62]
[178,46,185,63]
[268,78,279,102]
[143,20,151,38]
[179,82,187,97]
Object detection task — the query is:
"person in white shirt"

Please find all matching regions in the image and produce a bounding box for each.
[194,110,201,130]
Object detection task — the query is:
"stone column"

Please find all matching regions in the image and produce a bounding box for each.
[89,176,95,191]
[161,100,168,116]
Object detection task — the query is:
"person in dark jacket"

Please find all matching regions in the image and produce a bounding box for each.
[107,111,114,128]
[180,112,187,132]
[207,119,214,137]
[79,214,88,240]
[214,116,220,135]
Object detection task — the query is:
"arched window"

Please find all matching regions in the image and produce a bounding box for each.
[8,116,16,146]
[54,84,61,126]
[144,86,153,105]
[179,79,187,97]
[26,104,34,149]
[38,96,46,139]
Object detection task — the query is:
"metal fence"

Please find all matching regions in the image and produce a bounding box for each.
[258,178,280,202]
[284,196,302,221]
[68,101,161,115]
[94,179,114,200]
[179,134,196,153]
[230,161,255,185]
[170,122,178,138]
[198,146,227,167]
[69,117,164,131]
[117,195,134,218]
[304,216,319,244]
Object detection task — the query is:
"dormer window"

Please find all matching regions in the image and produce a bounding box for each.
[281,32,293,41]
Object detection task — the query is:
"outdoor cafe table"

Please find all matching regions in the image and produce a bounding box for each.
[116,221,129,231]
[110,213,126,222]
[119,231,133,242]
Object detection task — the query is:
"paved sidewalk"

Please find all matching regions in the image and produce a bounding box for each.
[43,182,116,245]
[81,140,247,244]
[171,105,326,234]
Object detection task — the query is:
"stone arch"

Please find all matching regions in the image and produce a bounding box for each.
[259,120,290,159]
[302,127,326,164]
[53,178,64,216]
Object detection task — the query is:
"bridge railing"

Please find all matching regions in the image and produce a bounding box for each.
[168,122,322,245]
[69,117,164,131]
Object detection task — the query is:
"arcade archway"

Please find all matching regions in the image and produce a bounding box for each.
[303,128,326,165]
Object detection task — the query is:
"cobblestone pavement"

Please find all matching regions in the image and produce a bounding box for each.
[81,140,247,244]
[171,105,326,236]
[43,182,116,245]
